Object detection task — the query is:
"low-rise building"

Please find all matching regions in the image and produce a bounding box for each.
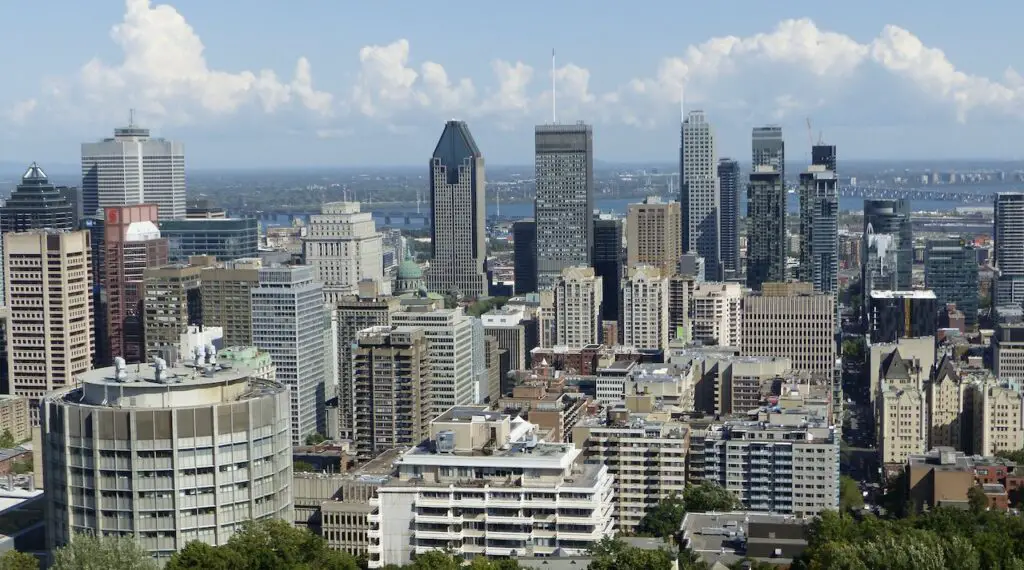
[680,511,808,568]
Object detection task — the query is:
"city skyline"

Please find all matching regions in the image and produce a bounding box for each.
[4,1,1024,167]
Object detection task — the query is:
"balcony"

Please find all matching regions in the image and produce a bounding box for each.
[367,513,381,524]
[414,512,460,524]
[367,529,381,540]
[415,529,463,541]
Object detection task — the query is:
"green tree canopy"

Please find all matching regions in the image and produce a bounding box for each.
[51,533,157,570]
[0,550,39,570]
[967,485,989,514]
[839,475,864,512]
[637,483,741,539]
[587,537,676,570]
[0,429,16,449]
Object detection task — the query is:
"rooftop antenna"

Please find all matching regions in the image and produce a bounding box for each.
[129,108,135,128]
[680,84,685,123]
[551,48,557,124]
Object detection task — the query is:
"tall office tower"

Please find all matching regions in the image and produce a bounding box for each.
[742,282,836,377]
[868,290,938,343]
[392,305,475,416]
[304,202,385,302]
[746,167,786,291]
[592,215,623,323]
[512,219,538,294]
[627,198,681,276]
[621,266,669,352]
[482,306,529,393]
[680,110,721,280]
[717,158,741,280]
[142,264,203,359]
[352,326,431,457]
[751,125,785,181]
[798,166,839,294]
[925,237,979,326]
[554,266,603,348]
[41,360,292,563]
[863,199,912,290]
[335,291,400,440]
[160,217,260,262]
[103,205,168,364]
[199,258,261,347]
[426,121,488,299]
[812,143,837,173]
[0,163,76,233]
[535,123,594,289]
[691,282,743,347]
[252,265,327,444]
[994,193,1024,306]
[4,230,93,423]
[81,120,186,220]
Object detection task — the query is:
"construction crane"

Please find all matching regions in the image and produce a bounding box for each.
[806,117,814,148]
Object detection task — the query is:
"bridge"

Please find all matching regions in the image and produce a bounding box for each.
[839,185,994,204]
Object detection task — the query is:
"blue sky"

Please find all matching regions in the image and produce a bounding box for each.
[2,0,1024,168]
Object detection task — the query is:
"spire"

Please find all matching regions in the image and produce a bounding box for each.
[21,162,47,183]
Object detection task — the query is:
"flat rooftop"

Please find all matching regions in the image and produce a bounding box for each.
[681,511,807,567]
[869,289,937,299]
[433,406,505,423]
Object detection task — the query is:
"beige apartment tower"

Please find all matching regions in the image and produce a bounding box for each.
[200,258,261,346]
[621,266,669,352]
[742,282,836,376]
[336,292,401,440]
[4,231,93,423]
[691,282,742,347]
[554,266,603,348]
[627,198,682,276]
[143,264,204,358]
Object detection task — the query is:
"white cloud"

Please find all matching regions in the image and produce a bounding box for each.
[5,100,38,123]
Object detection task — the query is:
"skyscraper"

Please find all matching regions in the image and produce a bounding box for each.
[303,201,385,302]
[627,198,681,276]
[535,123,594,289]
[812,144,837,173]
[0,163,76,233]
[426,121,488,298]
[798,166,839,295]
[752,126,785,181]
[680,110,721,280]
[925,237,979,326]
[251,265,327,444]
[512,219,538,294]
[863,199,913,291]
[746,167,786,291]
[81,121,186,220]
[592,216,622,324]
[622,266,669,352]
[717,158,741,280]
[392,305,476,416]
[554,267,603,348]
[994,193,1024,306]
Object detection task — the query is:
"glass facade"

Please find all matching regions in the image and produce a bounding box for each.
[159,218,259,262]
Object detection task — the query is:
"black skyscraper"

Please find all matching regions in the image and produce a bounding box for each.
[746,169,786,291]
[593,217,623,322]
[0,163,76,233]
[718,158,740,280]
[513,220,538,294]
[812,144,837,173]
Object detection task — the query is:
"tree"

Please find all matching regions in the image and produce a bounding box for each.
[968,485,989,514]
[683,482,740,513]
[587,537,675,570]
[293,460,316,473]
[406,551,463,570]
[304,432,327,445]
[165,542,242,570]
[0,550,39,570]
[52,533,157,570]
[637,494,686,538]
[0,429,16,449]
[839,476,864,512]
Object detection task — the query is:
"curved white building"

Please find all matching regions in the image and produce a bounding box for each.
[41,354,292,563]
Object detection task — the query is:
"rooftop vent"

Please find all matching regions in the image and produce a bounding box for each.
[152,357,168,383]
[436,430,456,453]
[113,357,128,382]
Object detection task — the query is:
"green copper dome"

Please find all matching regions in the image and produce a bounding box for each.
[397,260,423,280]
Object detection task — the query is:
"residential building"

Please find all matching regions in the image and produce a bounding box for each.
[681,512,809,568]
[667,274,693,343]
[199,258,261,347]
[621,266,669,352]
[798,166,838,295]
[482,306,530,394]
[142,264,203,359]
[746,167,786,290]
[691,282,742,347]
[906,448,979,511]
[392,305,476,416]
[681,110,721,280]
[81,121,185,220]
[0,396,30,444]
[426,121,488,299]
[512,220,538,294]
[251,265,328,444]
[971,380,1024,457]
[718,158,741,280]
[812,144,837,172]
[496,385,588,443]
[994,193,1024,306]
[592,216,623,323]
[41,358,292,563]
[928,355,967,450]
[159,218,259,262]
[742,282,836,377]
[304,202,385,302]
[868,290,938,343]
[366,407,615,567]
[535,123,594,289]
[4,230,93,423]
[877,352,928,466]
[103,205,168,363]
[0,163,76,234]
[751,126,785,181]
[554,267,603,348]
[925,237,979,327]
[994,321,1024,379]
[627,198,681,276]
[863,199,912,291]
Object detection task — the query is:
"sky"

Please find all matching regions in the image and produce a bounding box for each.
[2,0,1024,169]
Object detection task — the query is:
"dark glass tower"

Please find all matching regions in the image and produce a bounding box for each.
[925,237,979,326]
[746,169,786,291]
[593,216,623,323]
[513,219,538,294]
[717,158,740,280]
[812,144,837,173]
[0,163,76,233]
[863,199,912,290]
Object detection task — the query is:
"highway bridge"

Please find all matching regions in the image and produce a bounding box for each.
[839,185,994,204]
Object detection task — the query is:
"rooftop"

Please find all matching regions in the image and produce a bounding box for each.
[869,289,938,299]
[681,511,807,567]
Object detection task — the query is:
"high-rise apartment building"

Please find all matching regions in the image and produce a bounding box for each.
[971,380,1024,456]
[742,282,836,377]
[4,230,93,423]
[81,121,185,220]
[0,163,76,234]
[691,282,742,347]
[751,126,785,181]
[667,274,693,343]
[622,266,669,352]
[680,110,721,280]
[925,237,979,326]
[392,305,476,416]
[41,359,292,562]
[142,264,203,359]
[103,205,168,364]
[535,123,594,289]
[593,216,623,324]
[482,306,530,392]
[994,193,1024,306]
[352,326,431,457]
[798,166,839,295]
[554,267,603,348]
[512,219,538,294]
[426,121,488,298]
[199,258,261,347]
[303,202,385,302]
[251,265,327,444]
[746,167,786,291]
[627,198,681,276]
[717,158,741,280]
[863,199,912,292]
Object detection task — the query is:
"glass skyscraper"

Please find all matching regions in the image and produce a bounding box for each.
[717,158,740,280]
[925,237,979,326]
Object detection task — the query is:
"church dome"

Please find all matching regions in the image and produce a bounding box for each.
[397,260,423,280]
